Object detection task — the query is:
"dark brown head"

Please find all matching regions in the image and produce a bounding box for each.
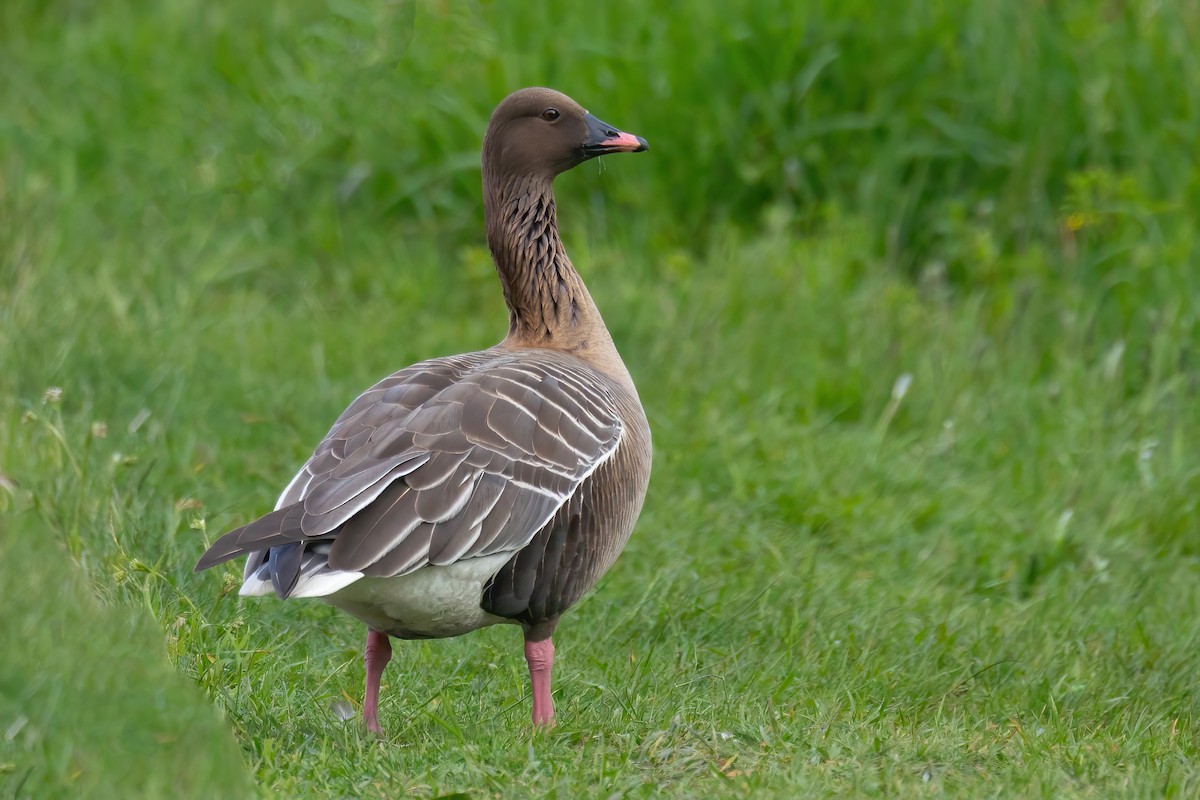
[482,87,648,183]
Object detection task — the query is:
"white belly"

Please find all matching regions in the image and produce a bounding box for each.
[322,552,514,639]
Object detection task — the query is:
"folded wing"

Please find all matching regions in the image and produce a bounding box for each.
[194,351,623,598]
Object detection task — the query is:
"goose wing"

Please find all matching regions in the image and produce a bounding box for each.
[194,351,623,594]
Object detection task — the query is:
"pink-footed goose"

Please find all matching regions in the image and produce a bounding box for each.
[195,87,652,731]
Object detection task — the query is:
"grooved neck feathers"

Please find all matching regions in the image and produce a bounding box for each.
[484,172,599,347]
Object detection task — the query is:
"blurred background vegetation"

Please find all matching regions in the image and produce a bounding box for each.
[2,1,1198,796]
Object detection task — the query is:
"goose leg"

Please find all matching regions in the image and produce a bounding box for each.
[363,628,392,734]
[524,635,555,726]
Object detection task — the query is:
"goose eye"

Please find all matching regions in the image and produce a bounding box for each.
[541,108,560,122]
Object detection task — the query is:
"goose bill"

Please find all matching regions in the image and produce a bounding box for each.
[581,113,649,156]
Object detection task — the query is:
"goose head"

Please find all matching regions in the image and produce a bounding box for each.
[482,87,648,182]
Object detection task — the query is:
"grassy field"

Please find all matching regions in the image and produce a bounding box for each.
[3,0,1199,797]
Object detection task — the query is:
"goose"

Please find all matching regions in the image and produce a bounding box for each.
[195,87,652,732]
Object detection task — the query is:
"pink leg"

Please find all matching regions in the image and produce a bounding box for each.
[363,629,392,734]
[524,637,556,726]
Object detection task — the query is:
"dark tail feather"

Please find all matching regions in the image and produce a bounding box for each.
[267,542,304,598]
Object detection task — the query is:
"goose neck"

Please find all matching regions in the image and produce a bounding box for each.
[484,173,600,346]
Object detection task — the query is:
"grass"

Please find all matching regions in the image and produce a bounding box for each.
[2,0,1199,796]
